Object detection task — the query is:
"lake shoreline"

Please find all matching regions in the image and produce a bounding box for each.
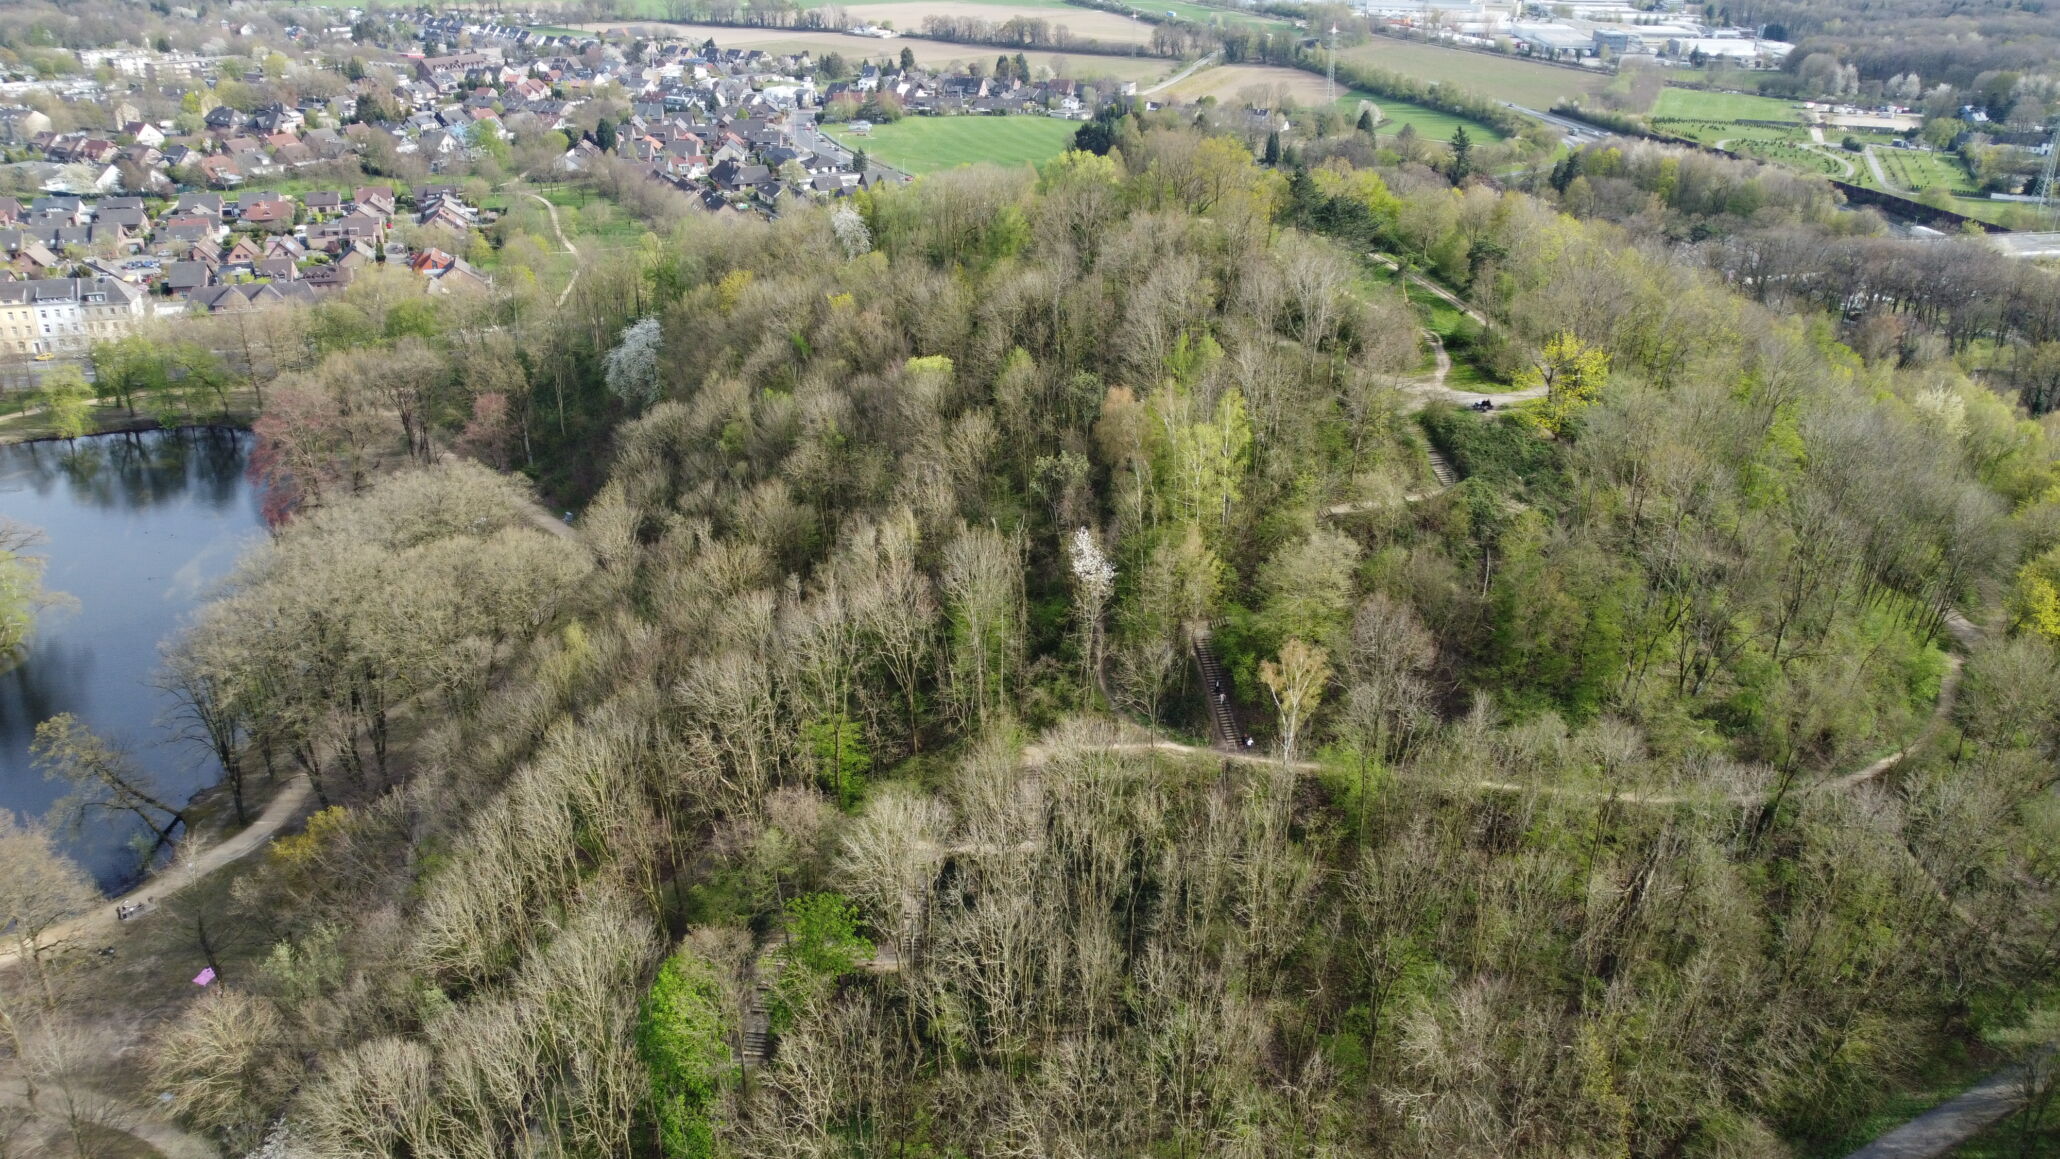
[0,428,266,889]
[0,414,255,449]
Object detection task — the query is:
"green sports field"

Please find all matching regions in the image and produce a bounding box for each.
[826,115,1082,174]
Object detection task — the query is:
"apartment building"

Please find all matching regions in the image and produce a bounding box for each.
[0,277,147,355]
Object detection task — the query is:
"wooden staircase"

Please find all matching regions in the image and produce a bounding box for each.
[1426,446,1459,489]
[1190,626,1244,753]
[739,951,783,1066]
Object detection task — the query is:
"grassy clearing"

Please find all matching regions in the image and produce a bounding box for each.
[825,114,1081,173]
[1364,94,1507,142]
[1653,87,1801,123]
[1337,38,1609,107]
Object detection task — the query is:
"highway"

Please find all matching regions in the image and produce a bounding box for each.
[1506,102,1611,146]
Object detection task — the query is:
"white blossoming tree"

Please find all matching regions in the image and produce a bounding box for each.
[831,205,872,259]
[603,316,664,408]
[1068,527,1115,692]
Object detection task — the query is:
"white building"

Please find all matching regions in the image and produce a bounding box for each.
[0,277,147,355]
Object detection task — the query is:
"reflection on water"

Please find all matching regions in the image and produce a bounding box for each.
[0,428,263,891]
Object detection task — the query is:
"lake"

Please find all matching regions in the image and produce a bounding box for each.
[0,428,264,891]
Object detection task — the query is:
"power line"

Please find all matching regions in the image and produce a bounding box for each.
[2040,119,2060,222]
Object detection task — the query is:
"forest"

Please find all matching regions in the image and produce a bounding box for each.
[4,94,2060,1159]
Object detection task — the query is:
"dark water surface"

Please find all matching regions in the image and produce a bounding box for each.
[0,428,263,890]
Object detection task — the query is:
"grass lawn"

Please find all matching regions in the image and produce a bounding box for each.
[825,114,1080,173]
[1653,87,1802,123]
[1337,37,1610,108]
[1362,93,1507,142]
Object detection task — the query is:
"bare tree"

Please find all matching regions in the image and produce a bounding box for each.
[32,714,187,864]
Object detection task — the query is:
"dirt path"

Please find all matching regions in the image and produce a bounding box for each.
[1843,1055,2050,1159]
[1371,252,1489,327]
[1036,607,1977,810]
[1140,52,1216,96]
[524,192,582,307]
[1865,144,1898,191]
[0,1079,220,1159]
[0,776,315,968]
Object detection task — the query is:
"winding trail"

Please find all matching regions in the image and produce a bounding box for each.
[0,776,314,968]
[524,191,582,306]
[1371,252,1489,326]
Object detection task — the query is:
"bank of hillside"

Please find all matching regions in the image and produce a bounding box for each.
[8,109,2060,1159]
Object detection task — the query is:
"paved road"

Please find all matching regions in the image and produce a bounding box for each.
[1506,102,1608,147]
[1864,144,1897,191]
[793,112,913,185]
[1992,232,2060,259]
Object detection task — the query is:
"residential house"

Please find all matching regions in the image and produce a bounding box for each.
[407,247,491,292]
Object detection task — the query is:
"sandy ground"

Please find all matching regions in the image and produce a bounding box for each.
[1160,63,1360,108]
[1824,113,1921,131]
[577,21,1169,78]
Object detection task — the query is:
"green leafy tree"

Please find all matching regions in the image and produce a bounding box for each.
[39,367,94,441]
[637,948,733,1159]
[770,893,873,1031]
[803,714,870,808]
[1519,332,1609,435]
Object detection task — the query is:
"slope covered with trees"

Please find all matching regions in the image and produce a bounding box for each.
[52,114,2060,1159]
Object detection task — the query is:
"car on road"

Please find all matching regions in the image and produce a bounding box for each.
[32,353,54,362]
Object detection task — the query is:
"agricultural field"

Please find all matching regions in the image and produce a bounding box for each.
[1159,62,1334,105]
[1652,87,1802,123]
[1728,136,1856,180]
[1873,145,1979,195]
[1146,0,1299,34]
[571,21,1171,80]
[823,113,1081,172]
[826,0,1159,43]
[1159,63,1505,140]
[1335,37,1610,107]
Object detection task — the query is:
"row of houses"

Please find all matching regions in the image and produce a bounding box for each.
[0,184,494,353]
